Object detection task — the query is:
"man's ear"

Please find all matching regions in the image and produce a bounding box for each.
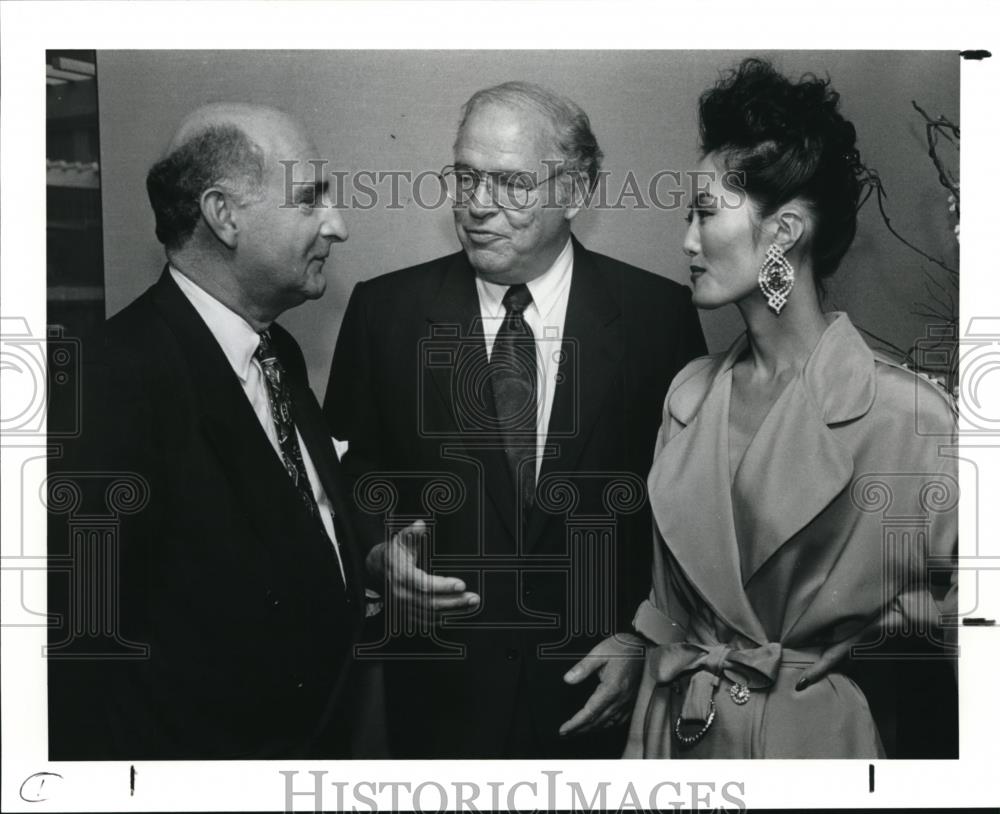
[200,186,240,249]
[561,172,588,222]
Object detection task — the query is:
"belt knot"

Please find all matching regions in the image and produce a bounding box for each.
[647,639,798,744]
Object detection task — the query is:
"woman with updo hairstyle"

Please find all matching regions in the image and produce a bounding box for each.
[625,58,957,759]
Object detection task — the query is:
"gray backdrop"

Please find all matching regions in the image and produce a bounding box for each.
[98,50,959,394]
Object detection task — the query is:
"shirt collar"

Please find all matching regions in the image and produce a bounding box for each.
[475,237,573,320]
[169,266,262,384]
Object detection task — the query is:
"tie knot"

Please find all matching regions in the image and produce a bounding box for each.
[255,330,275,363]
[502,284,533,315]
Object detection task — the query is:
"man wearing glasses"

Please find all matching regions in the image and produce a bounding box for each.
[324,82,706,758]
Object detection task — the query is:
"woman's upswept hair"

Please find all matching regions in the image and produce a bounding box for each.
[699,57,866,283]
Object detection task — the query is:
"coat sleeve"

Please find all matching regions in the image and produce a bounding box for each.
[322,281,386,555]
[49,331,168,757]
[886,381,959,655]
[624,391,693,758]
[867,375,959,756]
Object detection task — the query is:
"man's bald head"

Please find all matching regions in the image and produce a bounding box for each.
[165,103,299,156]
[147,103,304,252]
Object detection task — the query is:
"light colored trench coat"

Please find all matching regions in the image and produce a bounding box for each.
[625,314,958,759]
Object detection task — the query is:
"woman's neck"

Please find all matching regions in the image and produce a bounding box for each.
[735,274,828,380]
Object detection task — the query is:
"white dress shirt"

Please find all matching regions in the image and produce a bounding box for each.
[170,267,346,585]
[475,237,573,481]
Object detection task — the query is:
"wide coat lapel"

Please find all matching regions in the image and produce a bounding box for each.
[526,238,624,550]
[647,346,768,643]
[733,314,876,587]
[288,368,367,608]
[148,270,330,572]
[648,314,878,645]
[424,252,518,541]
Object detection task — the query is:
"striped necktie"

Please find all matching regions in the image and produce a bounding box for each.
[490,283,537,512]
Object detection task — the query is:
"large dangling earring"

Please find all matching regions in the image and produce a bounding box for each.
[758,244,795,316]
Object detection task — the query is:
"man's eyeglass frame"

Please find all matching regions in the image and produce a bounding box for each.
[438,164,575,211]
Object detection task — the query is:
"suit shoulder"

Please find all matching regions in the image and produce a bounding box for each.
[661,352,722,424]
[585,248,691,300]
[84,289,186,407]
[872,353,957,432]
[352,251,461,301]
[669,353,719,394]
[105,286,155,333]
[103,287,171,358]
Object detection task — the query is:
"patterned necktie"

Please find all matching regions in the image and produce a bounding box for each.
[254,330,321,518]
[490,283,537,512]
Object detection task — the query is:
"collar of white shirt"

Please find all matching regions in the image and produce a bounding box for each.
[474,236,573,321]
[169,266,263,383]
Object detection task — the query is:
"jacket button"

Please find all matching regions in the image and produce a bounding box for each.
[265,589,280,608]
[505,648,519,661]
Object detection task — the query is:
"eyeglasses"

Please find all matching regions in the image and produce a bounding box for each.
[438,164,565,210]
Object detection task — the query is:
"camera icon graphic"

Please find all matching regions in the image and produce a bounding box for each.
[1,317,80,439]
[914,317,1000,436]
[418,321,577,439]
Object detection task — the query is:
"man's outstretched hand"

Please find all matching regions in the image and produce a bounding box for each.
[366,520,480,623]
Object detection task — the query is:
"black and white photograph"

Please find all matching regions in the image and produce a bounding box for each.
[2,2,998,812]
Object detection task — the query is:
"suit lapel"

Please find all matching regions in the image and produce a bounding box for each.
[734,314,876,587]
[149,270,344,585]
[652,315,878,644]
[649,349,769,644]
[527,239,623,550]
[732,380,853,584]
[153,271,360,600]
[421,242,627,550]
[291,376,366,606]
[425,253,518,542]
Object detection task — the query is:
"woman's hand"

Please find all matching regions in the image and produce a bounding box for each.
[559,633,646,736]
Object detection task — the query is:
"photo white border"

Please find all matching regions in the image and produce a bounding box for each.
[3,1,999,810]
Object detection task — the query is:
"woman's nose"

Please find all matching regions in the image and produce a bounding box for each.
[682,222,699,257]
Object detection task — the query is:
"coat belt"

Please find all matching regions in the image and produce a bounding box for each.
[647,640,822,725]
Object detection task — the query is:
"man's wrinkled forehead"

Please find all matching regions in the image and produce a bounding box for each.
[454,100,559,161]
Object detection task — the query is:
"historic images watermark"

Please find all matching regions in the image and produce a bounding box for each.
[848,470,960,659]
[0,316,80,440]
[352,317,649,660]
[2,316,86,644]
[6,320,995,719]
[280,769,747,812]
[279,159,748,212]
[353,467,647,660]
[8,322,994,666]
[1,316,152,660]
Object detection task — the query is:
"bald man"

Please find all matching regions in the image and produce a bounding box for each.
[47,104,366,759]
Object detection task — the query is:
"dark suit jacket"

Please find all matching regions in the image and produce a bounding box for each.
[48,269,366,760]
[323,238,706,758]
